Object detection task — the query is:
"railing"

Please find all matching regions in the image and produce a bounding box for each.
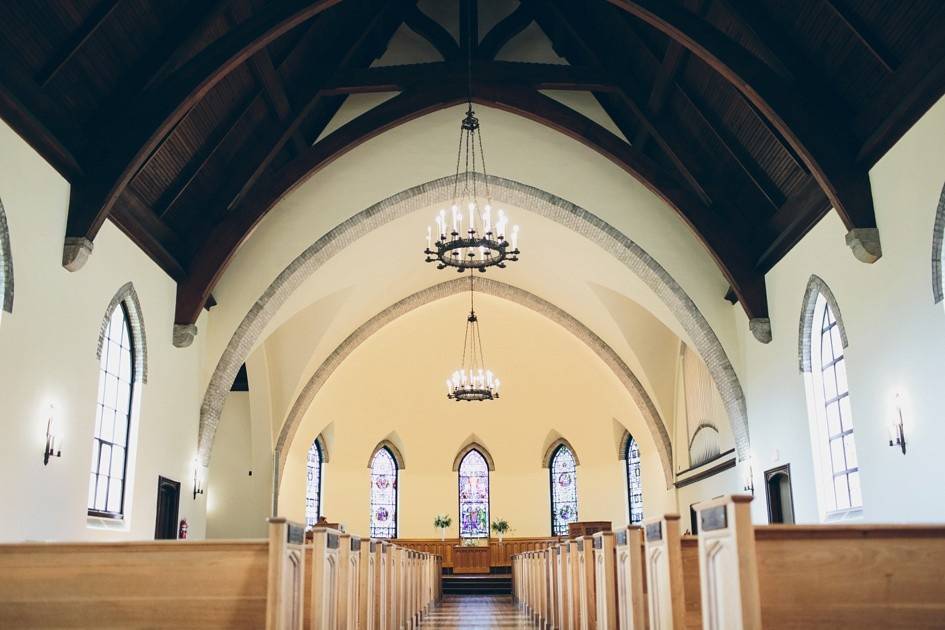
[392,536,563,568]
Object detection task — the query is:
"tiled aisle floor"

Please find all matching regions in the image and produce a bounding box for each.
[419,595,539,629]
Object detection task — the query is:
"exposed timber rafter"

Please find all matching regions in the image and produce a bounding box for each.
[477,4,533,60]
[319,61,615,95]
[174,79,768,326]
[605,0,881,261]
[61,0,344,271]
[403,4,460,61]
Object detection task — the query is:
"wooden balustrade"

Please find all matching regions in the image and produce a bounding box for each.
[392,536,561,568]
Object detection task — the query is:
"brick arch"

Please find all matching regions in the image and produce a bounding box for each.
[931,181,945,303]
[97,282,148,384]
[0,197,12,314]
[798,274,849,373]
[198,175,749,470]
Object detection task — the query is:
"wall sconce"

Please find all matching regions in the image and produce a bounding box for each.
[193,460,206,500]
[43,405,61,466]
[889,394,906,454]
[741,455,754,494]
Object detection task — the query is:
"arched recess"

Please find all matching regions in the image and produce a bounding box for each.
[798,275,849,373]
[452,441,496,472]
[97,282,148,384]
[274,278,673,489]
[930,182,945,303]
[312,433,329,463]
[367,439,405,470]
[0,197,13,315]
[542,437,581,468]
[198,176,748,471]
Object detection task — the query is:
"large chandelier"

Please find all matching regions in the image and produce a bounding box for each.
[424,105,521,272]
[446,275,500,402]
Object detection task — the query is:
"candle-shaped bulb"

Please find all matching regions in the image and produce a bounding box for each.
[511,224,520,249]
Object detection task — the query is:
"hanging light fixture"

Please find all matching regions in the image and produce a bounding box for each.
[446,275,500,402]
[424,3,520,273]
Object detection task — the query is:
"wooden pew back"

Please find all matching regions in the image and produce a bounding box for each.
[614,527,646,630]
[644,514,686,630]
[593,531,617,629]
[311,527,343,629]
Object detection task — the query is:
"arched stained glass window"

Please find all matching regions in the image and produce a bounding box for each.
[458,450,490,538]
[625,436,644,524]
[369,447,398,538]
[305,438,323,528]
[550,445,578,536]
[814,297,861,511]
[88,303,135,518]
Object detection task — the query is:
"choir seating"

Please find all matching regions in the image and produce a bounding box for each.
[0,517,306,629]
[693,495,945,630]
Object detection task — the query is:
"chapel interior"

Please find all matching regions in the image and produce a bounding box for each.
[1,0,945,628]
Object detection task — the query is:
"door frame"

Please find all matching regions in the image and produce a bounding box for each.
[154,476,181,539]
[763,464,795,524]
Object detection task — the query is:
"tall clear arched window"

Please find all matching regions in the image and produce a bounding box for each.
[550,444,578,536]
[812,294,862,512]
[369,447,398,538]
[305,438,323,528]
[625,436,644,524]
[88,303,135,518]
[458,450,490,538]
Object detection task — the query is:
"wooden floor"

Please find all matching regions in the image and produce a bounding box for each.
[420,595,538,628]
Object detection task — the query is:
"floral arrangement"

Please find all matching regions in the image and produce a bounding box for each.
[433,514,452,529]
[491,519,510,536]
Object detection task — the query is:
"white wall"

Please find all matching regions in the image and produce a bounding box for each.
[738,95,945,524]
[0,120,208,542]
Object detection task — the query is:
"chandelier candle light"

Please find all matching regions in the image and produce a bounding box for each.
[447,275,500,402]
[424,107,521,272]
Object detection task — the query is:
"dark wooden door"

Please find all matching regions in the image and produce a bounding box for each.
[155,476,180,539]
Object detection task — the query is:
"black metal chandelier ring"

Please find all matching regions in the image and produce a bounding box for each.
[425,234,520,272]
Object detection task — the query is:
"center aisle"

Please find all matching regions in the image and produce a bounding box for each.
[420,595,539,629]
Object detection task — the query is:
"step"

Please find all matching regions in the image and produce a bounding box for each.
[441,574,512,595]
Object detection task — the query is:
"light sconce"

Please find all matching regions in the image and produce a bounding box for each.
[741,455,754,494]
[889,394,906,455]
[43,405,62,466]
[193,460,206,500]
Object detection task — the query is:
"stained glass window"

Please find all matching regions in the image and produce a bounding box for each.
[816,298,862,511]
[550,445,578,536]
[305,438,323,528]
[625,436,643,524]
[88,302,134,518]
[458,450,490,538]
[369,447,398,538]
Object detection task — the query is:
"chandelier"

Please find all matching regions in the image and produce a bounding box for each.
[424,106,521,272]
[446,275,500,402]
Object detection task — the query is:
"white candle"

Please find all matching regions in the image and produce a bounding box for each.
[426,226,432,250]
[511,225,520,249]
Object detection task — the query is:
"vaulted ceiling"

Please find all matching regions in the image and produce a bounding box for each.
[1,0,943,330]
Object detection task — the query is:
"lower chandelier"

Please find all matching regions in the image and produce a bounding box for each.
[446,276,500,402]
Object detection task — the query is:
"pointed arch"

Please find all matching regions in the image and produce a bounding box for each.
[931,181,945,303]
[457,446,491,539]
[548,442,579,535]
[97,282,148,384]
[367,439,405,470]
[542,437,580,468]
[368,445,398,538]
[452,441,495,472]
[798,275,848,373]
[305,435,325,528]
[620,430,645,525]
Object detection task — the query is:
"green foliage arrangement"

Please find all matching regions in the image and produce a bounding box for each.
[491,518,510,535]
[433,514,452,529]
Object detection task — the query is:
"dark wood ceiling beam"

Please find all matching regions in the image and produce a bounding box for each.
[175,80,768,325]
[754,178,830,272]
[403,4,460,61]
[62,0,343,267]
[247,49,309,153]
[459,0,479,56]
[477,4,533,60]
[320,61,616,95]
[820,0,898,73]
[0,66,82,180]
[113,187,187,279]
[606,0,878,239]
[221,0,413,214]
[37,0,122,87]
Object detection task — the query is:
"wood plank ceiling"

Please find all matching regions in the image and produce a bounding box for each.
[0,0,943,340]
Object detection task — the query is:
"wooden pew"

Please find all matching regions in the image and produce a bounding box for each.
[311,526,343,629]
[546,545,561,630]
[0,517,306,629]
[613,526,646,630]
[592,531,617,629]
[694,495,945,630]
[643,514,702,630]
[358,540,377,630]
[556,542,575,630]
[575,536,597,630]
[338,534,361,630]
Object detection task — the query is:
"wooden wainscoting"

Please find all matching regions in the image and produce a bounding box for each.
[392,537,562,569]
